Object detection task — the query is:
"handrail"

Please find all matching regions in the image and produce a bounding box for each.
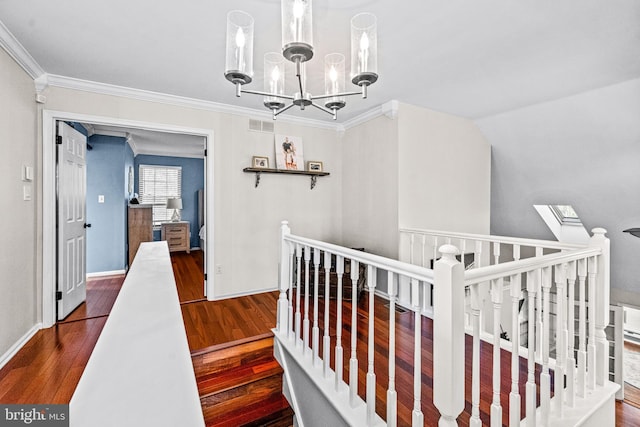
[464,247,602,285]
[400,227,586,251]
[285,233,435,283]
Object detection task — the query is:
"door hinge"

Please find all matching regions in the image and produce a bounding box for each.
[56,291,62,301]
[204,149,207,157]
[204,273,207,281]
[56,135,62,145]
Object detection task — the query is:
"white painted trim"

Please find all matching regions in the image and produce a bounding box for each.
[212,287,279,301]
[36,73,399,133]
[86,270,126,278]
[42,110,216,327]
[0,323,42,370]
[41,74,339,131]
[0,20,45,79]
[339,100,399,131]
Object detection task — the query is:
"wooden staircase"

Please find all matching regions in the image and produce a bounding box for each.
[191,333,294,427]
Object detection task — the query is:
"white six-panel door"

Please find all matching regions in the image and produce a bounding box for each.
[57,122,87,320]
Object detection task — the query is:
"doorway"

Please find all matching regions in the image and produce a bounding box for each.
[43,110,215,328]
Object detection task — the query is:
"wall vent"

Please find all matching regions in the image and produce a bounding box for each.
[249,119,274,133]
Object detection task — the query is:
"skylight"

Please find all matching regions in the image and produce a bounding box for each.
[550,205,582,225]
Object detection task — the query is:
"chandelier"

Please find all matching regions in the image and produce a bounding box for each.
[224,0,378,120]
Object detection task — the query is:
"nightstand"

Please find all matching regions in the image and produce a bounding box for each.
[161,221,190,253]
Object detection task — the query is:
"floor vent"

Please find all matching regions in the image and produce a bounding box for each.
[249,119,274,133]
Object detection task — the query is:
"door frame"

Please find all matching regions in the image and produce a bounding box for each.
[42,109,215,328]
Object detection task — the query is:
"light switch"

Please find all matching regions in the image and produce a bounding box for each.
[98,195,105,203]
[22,165,33,181]
[23,184,32,201]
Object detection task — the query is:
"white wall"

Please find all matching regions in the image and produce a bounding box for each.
[398,103,491,234]
[477,78,640,307]
[0,48,39,358]
[40,86,343,298]
[341,114,399,258]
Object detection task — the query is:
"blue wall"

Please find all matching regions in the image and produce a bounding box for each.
[86,135,128,273]
[134,155,204,249]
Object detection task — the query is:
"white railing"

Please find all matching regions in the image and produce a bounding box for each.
[274,221,615,426]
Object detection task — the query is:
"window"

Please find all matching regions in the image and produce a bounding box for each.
[138,165,182,226]
[549,204,582,225]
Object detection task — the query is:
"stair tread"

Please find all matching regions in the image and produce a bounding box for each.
[205,393,292,427]
[201,374,284,420]
[197,358,283,397]
[191,336,275,378]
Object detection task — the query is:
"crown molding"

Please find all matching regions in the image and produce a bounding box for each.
[0,20,45,80]
[340,100,399,131]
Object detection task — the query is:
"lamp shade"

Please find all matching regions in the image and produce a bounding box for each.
[324,53,346,110]
[350,12,378,86]
[224,10,254,85]
[264,52,286,110]
[166,198,183,210]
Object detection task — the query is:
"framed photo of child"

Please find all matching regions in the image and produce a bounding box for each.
[275,135,304,170]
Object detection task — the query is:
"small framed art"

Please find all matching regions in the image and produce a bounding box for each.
[252,156,269,169]
[307,161,323,172]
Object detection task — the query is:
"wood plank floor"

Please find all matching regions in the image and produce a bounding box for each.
[0,250,638,426]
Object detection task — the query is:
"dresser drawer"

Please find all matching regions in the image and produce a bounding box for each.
[161,222,190,253]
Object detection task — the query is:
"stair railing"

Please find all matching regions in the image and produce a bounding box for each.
[276,221,613,426]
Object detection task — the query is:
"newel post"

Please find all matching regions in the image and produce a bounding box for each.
[589,227,610,386]
[433,244,465,427]
[277,220,291,334]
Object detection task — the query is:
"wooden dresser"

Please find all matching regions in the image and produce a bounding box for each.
[161,221,190,253]
[128,205,153,266]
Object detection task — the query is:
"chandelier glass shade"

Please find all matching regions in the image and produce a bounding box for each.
[224,0,378,120]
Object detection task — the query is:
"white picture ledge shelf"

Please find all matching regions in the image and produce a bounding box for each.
[243,167,330,189]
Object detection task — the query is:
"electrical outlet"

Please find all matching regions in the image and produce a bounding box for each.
[215,265,223,274]
[98,195,105,203]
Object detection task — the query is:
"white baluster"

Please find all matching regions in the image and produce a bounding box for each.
[469,281,482,427]
[366,265,377,425]
[278,221,291,334]
[535,247,544,360]
[525,270,537,427]
[433,245,465,427]
[540,267,552,425]
[490,277,503,427]
[577,258,587,397]
[288,242,294,341]
[589,228,610,387]
[587,256,597,390]
[509,273,522,427]
[553,263,567,417]
[566,261,577,406]
[303,245,311,354]
[387,271,398,427]
[335,255,344,391]
[323,251,332,377]
[411,278,423,426]
[312,248,321,365]
[493,241,501,266]
[349,259,359,407]
[295,244,302,346]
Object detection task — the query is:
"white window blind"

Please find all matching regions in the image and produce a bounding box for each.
[138,165,182,225]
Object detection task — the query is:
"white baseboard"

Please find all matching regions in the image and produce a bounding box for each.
[0,323,42,371]
[87,269,126,278]
[210,287,279,301]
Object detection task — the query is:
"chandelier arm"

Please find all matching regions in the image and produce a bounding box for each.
[241,89,295,100]
[295,59,305,96]
[273,102,297,117]
[310,91,362,101]
[310,102,337,117]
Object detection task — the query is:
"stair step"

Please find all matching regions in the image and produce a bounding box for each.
[205,393,293,427]
[201,373,284,422]
[197,358,282,397]
[191,333,274,379]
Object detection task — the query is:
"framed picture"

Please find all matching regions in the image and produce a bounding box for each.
[307,161,323,172]
[252,156,269,169]
[275,135,304,170]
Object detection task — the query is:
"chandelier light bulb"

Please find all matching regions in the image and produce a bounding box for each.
[293,0,305,19]
[235,28,245,48]
[271,66,280,83]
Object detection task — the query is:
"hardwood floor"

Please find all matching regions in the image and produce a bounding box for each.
[172,250,206,304]
[0,250,638,426]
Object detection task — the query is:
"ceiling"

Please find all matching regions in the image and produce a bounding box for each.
[1,0,639,125]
